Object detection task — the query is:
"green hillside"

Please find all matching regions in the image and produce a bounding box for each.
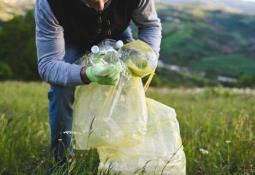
[191,54,255,77]
[157,6,255,86]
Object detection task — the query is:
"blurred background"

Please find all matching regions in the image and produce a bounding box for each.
[0,0,255,88]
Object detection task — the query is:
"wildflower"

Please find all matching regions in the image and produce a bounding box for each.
[63,131,83,135]
[225,140,231,144]
[63,131,72,135]
[199,148,209,154]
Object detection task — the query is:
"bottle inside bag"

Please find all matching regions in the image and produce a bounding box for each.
[73,39,186,175]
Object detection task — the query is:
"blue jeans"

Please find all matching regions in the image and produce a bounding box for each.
[48,44,84,162]
[48,27,133,162]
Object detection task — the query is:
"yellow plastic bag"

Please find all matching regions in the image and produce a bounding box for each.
[72,40,186,174]
[97,98,186,175]
[73,77,147,149]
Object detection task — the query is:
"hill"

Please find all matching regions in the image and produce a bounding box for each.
[155,5,255,87]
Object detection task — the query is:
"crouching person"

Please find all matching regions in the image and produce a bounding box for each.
[34,0,161,172]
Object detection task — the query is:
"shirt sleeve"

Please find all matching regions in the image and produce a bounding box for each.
[131,0,162,56]
[35,0,84,86]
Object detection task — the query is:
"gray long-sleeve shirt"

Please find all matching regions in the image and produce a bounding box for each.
[35,0,162,86]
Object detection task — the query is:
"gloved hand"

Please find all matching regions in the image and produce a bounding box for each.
[85,63,122,85]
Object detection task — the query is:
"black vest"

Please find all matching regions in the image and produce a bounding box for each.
[47,0,139,49]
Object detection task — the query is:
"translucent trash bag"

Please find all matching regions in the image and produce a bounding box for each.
[73,39,148,149]
[98,98,186,175]
[72,39,186,174]
[73,77,147,149]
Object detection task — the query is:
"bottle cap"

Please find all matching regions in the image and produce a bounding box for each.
[115,40,124,49]
[91,45,100,54]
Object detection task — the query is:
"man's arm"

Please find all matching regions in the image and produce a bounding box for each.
[35,0,84,86]
[132,0,162,56]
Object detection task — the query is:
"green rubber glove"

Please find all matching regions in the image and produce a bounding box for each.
[85,63,122,85]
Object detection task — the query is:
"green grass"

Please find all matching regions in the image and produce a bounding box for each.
[0,82,254,174]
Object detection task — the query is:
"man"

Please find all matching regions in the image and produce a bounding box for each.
[35,0,161,164]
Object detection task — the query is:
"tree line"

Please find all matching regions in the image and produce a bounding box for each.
[0,11,39,81]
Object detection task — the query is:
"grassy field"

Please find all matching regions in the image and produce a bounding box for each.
[0,82,254,175]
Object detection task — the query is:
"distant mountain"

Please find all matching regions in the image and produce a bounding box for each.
[157,0,255,15]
